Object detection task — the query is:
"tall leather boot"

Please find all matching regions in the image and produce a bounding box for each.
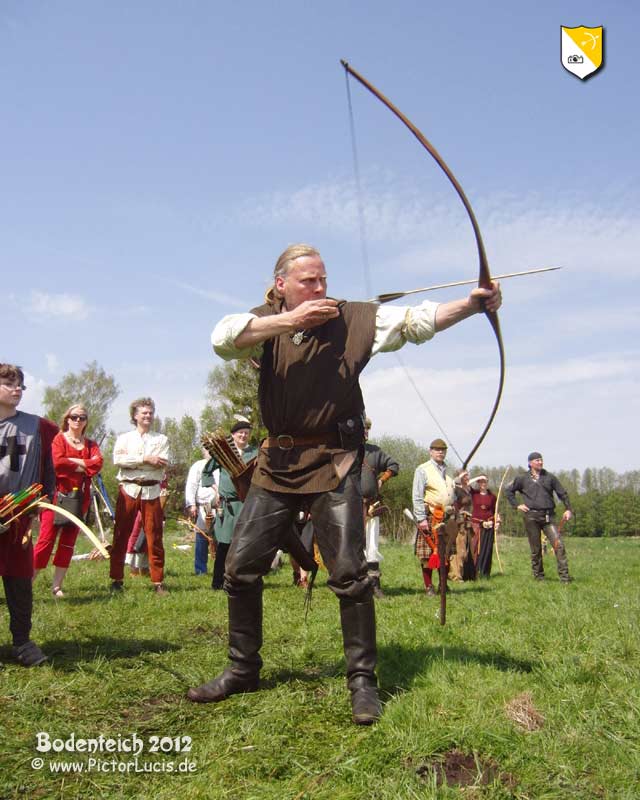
[187,587,262,702]
[340,597,381,725]
[367,561,385,599]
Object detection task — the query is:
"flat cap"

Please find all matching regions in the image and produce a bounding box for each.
[231,420,251,433]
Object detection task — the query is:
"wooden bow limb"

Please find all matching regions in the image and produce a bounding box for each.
[178,516,218,559]
[91,493,108,543]
[36,500,111,559]
[371,267,561,304]
[342,60,505,471]
[437,522,447,626]
[403,507,438,552]
[178,516,214,542]
[493,468,510,574]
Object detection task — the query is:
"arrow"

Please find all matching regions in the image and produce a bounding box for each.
[371,266,562,304]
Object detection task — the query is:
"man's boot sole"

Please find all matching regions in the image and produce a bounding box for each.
[186,676,259,703]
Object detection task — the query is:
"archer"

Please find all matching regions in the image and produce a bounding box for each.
[187,243,501,725]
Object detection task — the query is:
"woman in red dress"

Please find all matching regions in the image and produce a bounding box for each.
[470,476,498,578]
[33,404,103,596]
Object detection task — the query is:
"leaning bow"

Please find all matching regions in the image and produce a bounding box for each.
[341,60,505,469]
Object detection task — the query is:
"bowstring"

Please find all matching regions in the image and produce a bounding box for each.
[343,68,463,468]
[344,69,374,299]
[393,352,464,467]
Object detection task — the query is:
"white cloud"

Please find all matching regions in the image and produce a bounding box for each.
[18,372,47,417]
[361,351,639,472]
[233,174,640,282]
[27,291,90,320]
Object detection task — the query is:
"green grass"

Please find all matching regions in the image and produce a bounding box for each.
[1,534,638,799]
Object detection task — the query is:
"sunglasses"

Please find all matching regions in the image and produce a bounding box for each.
[69,414,88,422]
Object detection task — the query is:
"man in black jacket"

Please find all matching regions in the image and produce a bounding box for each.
[505,452,573,583]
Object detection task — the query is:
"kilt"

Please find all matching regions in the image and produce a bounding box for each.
[415,529,435,561]
[414,514,457,566]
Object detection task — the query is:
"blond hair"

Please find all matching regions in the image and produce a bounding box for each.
[264,243,321,304]
[61,404,88,433]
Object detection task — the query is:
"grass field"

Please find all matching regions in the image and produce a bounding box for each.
[1,533,638,799]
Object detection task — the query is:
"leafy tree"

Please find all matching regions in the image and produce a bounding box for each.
[201,360,266,444]
[162,414,200,470]
[581,468,595,493]
[159,414,202,516]
[42,361,119,440]
[620,470,640,492]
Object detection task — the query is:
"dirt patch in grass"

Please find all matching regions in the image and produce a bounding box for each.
[188,623,226,639]
[120,693,184,722]
[504,691,545,731]
[409,750,517,790]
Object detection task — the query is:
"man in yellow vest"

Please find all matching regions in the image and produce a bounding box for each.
[412,439,458,596]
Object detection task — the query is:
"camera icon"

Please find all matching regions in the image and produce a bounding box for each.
[567,54,584,64]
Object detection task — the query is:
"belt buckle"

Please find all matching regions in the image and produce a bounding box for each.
[277,434,294,451]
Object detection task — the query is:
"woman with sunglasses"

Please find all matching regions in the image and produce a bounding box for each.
[33,404,103,596]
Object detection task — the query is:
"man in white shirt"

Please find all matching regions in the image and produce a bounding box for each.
[109,398,169,594]
[185,449,218,575]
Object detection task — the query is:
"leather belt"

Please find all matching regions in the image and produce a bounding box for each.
[123,479,160,487]
[261,432,340,451]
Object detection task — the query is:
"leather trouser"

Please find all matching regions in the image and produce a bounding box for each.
[223,464,374,679]
[524,512,570,581]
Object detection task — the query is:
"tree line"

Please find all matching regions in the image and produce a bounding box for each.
[42,362,639,537]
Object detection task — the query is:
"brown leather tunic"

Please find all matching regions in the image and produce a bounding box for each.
[250,299,377,493]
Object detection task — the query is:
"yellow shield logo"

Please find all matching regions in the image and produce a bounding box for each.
[561,26,604,80]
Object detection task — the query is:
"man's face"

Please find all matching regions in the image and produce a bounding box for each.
[134,405,155,431]
[0,379,24,411]
[232,427,250,450]
[530,457,543,470]
[430,447,447,465]
[275,255,327,310]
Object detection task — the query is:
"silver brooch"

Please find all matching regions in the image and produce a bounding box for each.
[291,331,306,345]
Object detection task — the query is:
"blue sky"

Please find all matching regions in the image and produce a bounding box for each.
[2,1,638,473]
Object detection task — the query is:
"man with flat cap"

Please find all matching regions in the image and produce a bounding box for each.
[505,452,573,583]
[412,438,460,596]
[201,419,258,590]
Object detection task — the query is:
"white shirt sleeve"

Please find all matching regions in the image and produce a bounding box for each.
[157,434,170,462]
[185,462,200,507]
[372,300,439,356]
[412,466,428,522]
[211,313,263,361]
[211,300,438,361]
[113,432,142,468]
